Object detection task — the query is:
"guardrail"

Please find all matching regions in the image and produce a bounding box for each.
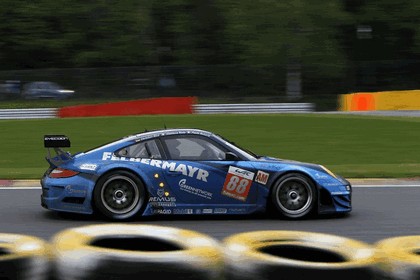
[193,103,315,114]
[0,103,315,119]
[0,108,58,119]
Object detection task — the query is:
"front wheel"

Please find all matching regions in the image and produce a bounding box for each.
[93,170,146,220]
[271,173,317,219]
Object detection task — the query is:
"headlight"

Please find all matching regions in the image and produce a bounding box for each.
[319,165,337,178]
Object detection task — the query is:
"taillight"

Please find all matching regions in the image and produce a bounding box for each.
[49,168,79,178]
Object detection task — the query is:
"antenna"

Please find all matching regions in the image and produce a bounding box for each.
[164,123,167,129]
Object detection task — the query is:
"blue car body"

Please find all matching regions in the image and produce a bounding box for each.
[41,128,351,220]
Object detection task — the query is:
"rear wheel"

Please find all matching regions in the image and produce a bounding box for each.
[93,170,146,220]
[271,173,317,219]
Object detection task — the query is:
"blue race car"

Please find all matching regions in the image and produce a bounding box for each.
[41,128,351,220]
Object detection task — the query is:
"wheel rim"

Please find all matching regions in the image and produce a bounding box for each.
[101,175,140,214]
[275,177,313,216]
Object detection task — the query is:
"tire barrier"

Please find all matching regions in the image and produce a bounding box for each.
[222,230,385,280]
[1,227,419,280]
[0,233,50,280]
[48,224,225,280]
[375,235,420,280]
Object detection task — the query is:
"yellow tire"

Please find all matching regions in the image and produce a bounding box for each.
[49,224,224,280]
[222,230,384,280]
[0,233,50,280]
[375,235,420,280]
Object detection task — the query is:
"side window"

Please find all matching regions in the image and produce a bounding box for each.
[117,140,161,159]
[163,136,225,161]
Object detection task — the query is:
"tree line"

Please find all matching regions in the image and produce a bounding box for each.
[1,0,419,97]
[1,1,419,68]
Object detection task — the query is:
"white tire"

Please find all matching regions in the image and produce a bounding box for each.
[0,233,50,280]
[375,235,420,280]
[49,224,225,280]
[222,230,384,280]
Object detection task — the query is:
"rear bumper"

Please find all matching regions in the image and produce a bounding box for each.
[40,174,94,215]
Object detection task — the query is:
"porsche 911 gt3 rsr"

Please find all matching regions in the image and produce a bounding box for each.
[40,128,351,220]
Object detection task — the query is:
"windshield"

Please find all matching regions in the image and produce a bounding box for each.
[215,133,258,160]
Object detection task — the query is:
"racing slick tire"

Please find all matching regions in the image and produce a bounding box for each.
[374,235,420,280]
[49,224,225,280]
[0,233,50,280]
[222,230,384,280]
[271,173,317,219]
[93,170,147,220]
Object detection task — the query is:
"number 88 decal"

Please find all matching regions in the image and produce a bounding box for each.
[222,166,255,201]
[226,176,249,193]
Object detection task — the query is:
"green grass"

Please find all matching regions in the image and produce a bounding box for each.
[1,113,419,179]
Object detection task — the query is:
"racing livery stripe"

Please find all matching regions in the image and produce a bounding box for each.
[102,152,209,182]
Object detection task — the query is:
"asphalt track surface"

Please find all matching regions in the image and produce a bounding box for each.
[1,178,420,244]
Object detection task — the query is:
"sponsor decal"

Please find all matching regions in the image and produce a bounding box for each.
[153,209,172,214]
[229,167,254,179]
[45,136,67,141]
[148,196,176,207]
[315,172,329,179]
[102,152,209,182]
[323,183,342,187]
[255,170,269,185]
[173,209,194,214]
[178,179,213,200]
[157,189,165,197]
[79,163,97,171]
[64,185,87,195]
[221,166,254,201]
[214,208,227,214]
[330,191,350,195]
[202,209,213,214]
[229,208,247,213]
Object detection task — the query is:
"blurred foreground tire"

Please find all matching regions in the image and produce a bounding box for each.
[49,224,225,280]
[0,233,50,280]
[375,235,420,280]
[222,230,384,280]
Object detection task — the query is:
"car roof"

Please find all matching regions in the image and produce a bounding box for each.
[129,128,214,141]
[83,128,216,153]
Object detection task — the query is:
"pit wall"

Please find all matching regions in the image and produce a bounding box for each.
[338,89,420,111]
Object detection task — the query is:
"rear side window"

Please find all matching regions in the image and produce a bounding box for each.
[117,140,161,159]
[163,136,226,160]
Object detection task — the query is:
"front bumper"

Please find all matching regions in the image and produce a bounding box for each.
[318,180,352,215]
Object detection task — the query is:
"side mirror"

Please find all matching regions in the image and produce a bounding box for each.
[225,152,239,161]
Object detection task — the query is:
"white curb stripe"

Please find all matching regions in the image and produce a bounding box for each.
[0,187,41,190]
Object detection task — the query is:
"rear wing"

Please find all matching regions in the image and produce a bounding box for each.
[44,135,72,165]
